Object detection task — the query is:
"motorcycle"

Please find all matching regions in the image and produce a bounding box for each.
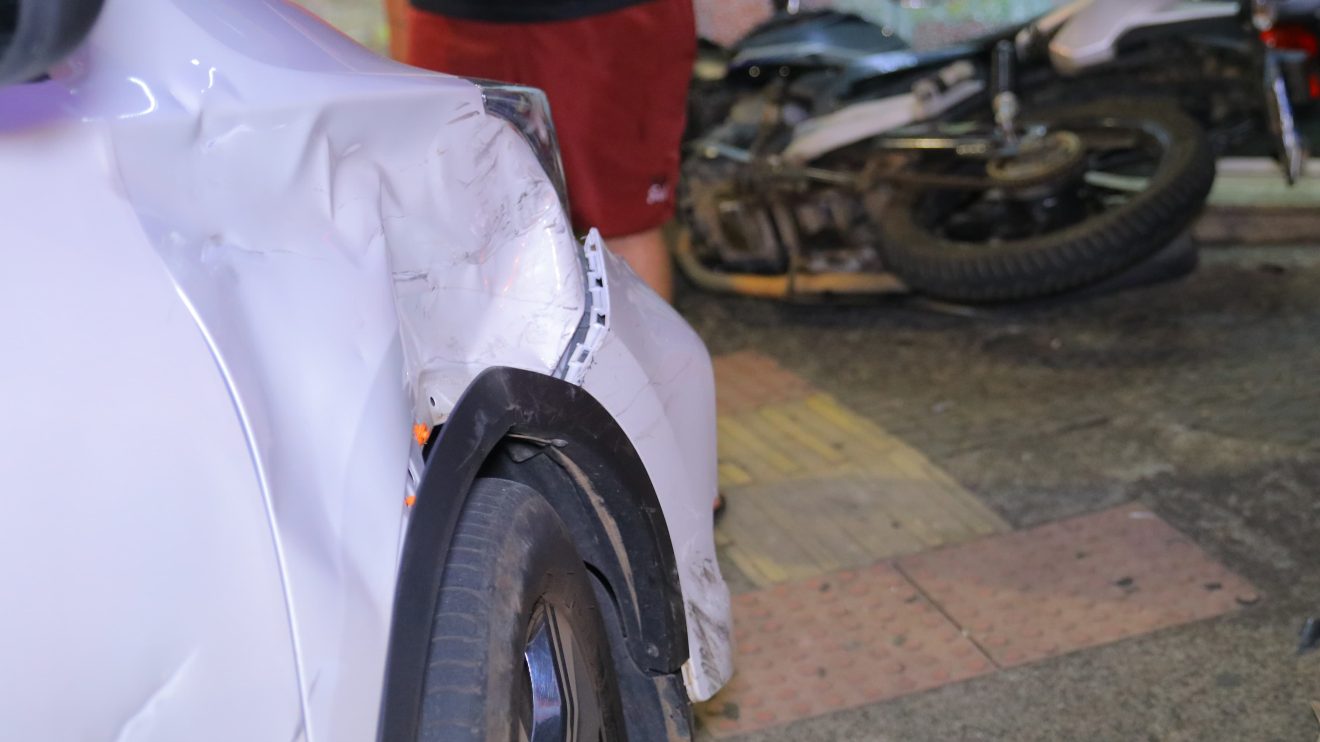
[1022,0,1317,180]
[679,0,1308,303]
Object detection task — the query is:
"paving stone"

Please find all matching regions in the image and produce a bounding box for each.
[712,351,1007,590]
[695,563,994,737]
[713,351,817,417]
[899,504,1259,667]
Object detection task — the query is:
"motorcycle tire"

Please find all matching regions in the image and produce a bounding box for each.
[880,99,1216,303]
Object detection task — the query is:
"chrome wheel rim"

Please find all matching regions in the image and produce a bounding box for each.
[518,603,603,742]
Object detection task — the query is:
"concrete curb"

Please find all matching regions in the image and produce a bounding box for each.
[1196,157,1320,244]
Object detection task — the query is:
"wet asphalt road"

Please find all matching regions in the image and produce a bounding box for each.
[679,245,1320,741]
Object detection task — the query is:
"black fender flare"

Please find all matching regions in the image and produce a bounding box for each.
[377,366,689,741]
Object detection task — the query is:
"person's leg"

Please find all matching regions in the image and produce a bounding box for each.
[513,2,691,303]
[403,11,523,80]
[385,0,409,59]
[607,228,674,302]
[404,3,691,305]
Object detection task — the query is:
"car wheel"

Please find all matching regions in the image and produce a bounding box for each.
[417,477,627,742]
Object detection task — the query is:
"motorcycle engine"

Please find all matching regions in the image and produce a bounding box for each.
[680,96,892,276]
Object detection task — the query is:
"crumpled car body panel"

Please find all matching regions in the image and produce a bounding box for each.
[0,0,732,739]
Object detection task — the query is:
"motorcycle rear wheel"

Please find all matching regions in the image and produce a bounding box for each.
[880,99,1216,303]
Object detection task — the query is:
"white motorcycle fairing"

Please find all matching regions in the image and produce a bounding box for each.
[784,61,984,163]
[1045,0,1238,75]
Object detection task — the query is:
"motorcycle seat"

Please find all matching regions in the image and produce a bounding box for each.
[730,10,910,71]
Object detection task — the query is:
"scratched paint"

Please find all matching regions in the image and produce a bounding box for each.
[0,0,732,738]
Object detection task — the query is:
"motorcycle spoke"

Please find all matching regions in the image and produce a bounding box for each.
[1083,171,1150,193]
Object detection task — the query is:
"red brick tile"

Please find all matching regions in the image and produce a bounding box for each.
[898,504,1257,667]
[712,351,816,416]
[695,563,993,737]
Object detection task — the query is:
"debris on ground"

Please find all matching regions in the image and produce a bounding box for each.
[1297,617,1320,655]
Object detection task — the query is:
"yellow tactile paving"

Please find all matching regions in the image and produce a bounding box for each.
[712,352,1008,590]
[702,352,1260,737]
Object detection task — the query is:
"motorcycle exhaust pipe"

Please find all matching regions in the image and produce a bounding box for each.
[672,230,907,299]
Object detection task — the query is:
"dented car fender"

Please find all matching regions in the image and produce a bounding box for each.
[0,0,732,739]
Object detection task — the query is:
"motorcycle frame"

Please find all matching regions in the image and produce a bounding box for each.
[682,0,1293,300]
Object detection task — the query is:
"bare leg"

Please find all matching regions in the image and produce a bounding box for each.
[607,228,673,303]
[385,0,409,59]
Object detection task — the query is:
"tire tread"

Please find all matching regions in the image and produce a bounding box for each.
[880,99,1216,302]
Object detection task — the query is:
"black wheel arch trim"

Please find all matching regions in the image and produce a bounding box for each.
[377,366,689,741]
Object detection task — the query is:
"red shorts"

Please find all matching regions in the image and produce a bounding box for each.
[405,1,696,237]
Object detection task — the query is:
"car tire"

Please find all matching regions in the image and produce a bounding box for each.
[417,477,627,741]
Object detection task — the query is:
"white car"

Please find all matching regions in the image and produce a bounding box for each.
[0,0,733,739]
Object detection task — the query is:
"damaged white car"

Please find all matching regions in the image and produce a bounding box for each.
[0,0,732,740]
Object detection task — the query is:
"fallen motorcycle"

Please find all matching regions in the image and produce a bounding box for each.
[679,0,1303,303]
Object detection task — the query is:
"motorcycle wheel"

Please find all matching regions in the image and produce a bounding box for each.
[879,99,1216,303]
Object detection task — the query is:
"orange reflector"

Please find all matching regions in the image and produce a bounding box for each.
[413,423,430,447]
[404,494,416,508]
